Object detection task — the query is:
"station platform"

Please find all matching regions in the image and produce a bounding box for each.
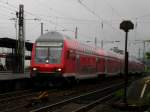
[0,71,30,80]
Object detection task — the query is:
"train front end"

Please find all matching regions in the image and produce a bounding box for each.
[30,32,65,82]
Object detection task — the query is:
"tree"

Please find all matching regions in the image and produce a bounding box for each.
[146,52,150,60]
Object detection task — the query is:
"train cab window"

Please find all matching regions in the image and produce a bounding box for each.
[35,46,62,64]
[35,47,48,63]
[49,47,62,64]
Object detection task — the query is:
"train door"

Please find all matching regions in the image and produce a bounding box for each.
[66,49,76,73]
[106,58,113,76]
[96,57,106,78]
[97,57,105,74]
[76,54,80,74]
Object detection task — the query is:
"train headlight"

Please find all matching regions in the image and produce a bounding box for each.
[33,67,37,71]
[56,68,62,72]
[46,60,49,63]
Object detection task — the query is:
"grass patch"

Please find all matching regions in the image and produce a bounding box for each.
[115,89,124,99]
[145,66,150,73]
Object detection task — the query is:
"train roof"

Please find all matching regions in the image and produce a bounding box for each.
[97,49,107,56]
[65,39,99,55]
[36,31,71,42]
[97,49,124,60]
[129,56,143,64]
[36,31,99,55]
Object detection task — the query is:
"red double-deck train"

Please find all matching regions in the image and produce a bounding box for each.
[30,31,144,84]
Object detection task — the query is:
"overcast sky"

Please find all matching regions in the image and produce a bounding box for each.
[0,0,150,57]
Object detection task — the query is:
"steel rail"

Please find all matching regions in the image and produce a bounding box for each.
[72,92,114,112]
[0,89,32,98]
[30,82,123,112]
[0,90,36,103]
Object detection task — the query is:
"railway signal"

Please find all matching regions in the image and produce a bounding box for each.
[120,20,134,104]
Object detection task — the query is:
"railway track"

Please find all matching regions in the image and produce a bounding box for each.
[30,82,123,112]
[0,75,141,112]
[0,88,65,112]
[0,77,119,111]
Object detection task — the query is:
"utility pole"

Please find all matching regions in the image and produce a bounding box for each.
[101,40,103,49]
[75,27,78,39]
[17,4,25,73]
[94,37,97,48]
[41,22,43,35]
[143,41,146,64]
[138,48,141,60]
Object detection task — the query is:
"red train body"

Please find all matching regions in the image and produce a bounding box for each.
[30,31,144,81]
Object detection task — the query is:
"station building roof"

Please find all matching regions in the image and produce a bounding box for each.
[0,37,33,51]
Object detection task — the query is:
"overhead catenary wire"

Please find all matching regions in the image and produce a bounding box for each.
[0,0,122,38]
[0,0,134,43]
[0,3,17,16]
[35,0,66,17]
[32,0,125,25]
[135,13,150,19]
[0,12,11,18]
[0,0,41,18]
[0,0,18,10]
[0,1,62,27]
[22,3,97,38]
[102,0,124,20]
[1,0,150,26]
[33,0,103,23]
[77,0,122,37]
[2,0,150,46]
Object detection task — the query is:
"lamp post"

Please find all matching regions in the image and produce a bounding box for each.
[120,20,134,104]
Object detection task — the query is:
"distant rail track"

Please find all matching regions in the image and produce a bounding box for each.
[0,89,37,112]
[0,89,33,100]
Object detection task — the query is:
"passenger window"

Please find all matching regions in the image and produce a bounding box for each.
[67,50,76,60]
